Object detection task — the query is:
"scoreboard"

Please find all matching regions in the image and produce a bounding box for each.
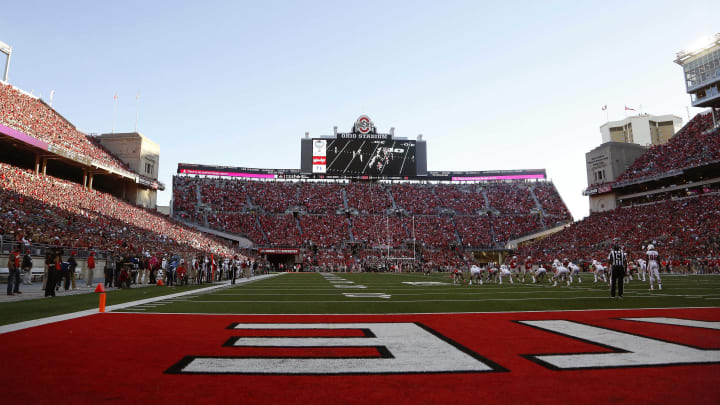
[304,115,423,178]
[312,138,416,177]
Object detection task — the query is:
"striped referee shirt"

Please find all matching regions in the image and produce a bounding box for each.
[608,249,626,267]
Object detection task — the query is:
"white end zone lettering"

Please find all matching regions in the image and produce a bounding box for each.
[166,322,506,375]
[518,318,720,370]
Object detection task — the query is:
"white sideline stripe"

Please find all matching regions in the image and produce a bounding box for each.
[209,290,615,296]
[0,273,284,335]
[171,296,665,303]
[109,305,720,316]
[621,317,720,329]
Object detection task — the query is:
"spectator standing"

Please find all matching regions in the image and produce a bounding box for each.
[7,247,21,296]
[44,254,59,297]
[104,254,114,288]
[68,251,78,290]
[21,249,33,285]
[86,252,95,288]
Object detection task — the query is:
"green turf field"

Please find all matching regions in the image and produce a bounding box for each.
[116,272,720,314]
[0,284,214,326]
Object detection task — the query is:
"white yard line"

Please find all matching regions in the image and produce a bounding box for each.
[0,273,283,335]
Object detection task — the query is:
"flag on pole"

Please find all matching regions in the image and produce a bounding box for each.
[601,105,607,111]
[625,105,636,111]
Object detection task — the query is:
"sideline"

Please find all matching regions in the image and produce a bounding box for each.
[0,273,283,335]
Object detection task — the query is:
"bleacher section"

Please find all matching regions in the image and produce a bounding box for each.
[0,83,136,175]
[172,176,573,262]
[520,193,720,266]
[614,112,719,185]
[1,163,236,257]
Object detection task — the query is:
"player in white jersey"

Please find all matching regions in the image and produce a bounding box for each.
[646,244,662,290]
[551,261,570,286]
[498,264,514,285]
[567,261,581,284]
[636,258,647,282]
[469,264,483,285]
[592,260,608,283]
[533,263,547,283]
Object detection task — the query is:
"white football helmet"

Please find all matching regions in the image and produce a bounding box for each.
[647,244,655,250]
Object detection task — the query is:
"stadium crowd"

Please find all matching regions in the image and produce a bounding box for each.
[615,112,719,184]
[0,163,236,258]
[390,184,441,214]
[520,193,720,268]
[172,176,572,262]
[0,83,133,174]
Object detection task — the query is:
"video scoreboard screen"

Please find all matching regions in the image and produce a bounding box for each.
[312,138,416,177]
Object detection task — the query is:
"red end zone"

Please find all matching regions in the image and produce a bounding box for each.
[2,308,720,404]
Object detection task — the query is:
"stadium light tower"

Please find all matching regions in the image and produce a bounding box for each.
[0,40,12,83]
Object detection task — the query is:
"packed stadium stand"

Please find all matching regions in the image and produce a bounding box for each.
[521,110,720,269]
[0,163,236,257]
[0,83,133,174]
[0,81,239,265]
[520,193,720,267]
[613,111,719,185]
[172,175,573,267]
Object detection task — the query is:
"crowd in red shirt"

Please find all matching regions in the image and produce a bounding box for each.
[0,83,134,174]
[520,193,720,265]
[614,112,719,184]
[0,163,236,258]
[172,176,572,266]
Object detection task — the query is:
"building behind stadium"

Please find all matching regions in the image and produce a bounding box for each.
[584,33,720,214]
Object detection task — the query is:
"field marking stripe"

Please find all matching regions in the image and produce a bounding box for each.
[108,305,720,316]
[167,296,692,303]
[0,273,284,335]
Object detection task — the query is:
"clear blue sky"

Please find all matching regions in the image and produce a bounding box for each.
[2,1,718,219]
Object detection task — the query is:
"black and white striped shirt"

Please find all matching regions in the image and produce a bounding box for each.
[608,249,626,267]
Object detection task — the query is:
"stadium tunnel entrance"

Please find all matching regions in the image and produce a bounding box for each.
[260,248,301,271]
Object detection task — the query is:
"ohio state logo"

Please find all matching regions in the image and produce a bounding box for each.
[354,115,375,134]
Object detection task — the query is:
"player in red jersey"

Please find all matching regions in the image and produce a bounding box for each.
[452,268,465,285]
[522,256,534,283]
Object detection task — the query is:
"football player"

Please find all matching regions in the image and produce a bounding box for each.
[486,262,499,283]
[592,260,608,283]
[469,264,483,285]
[647,244,662,290]
[522,256,534,283]
[533,263,547,283]
[551,260,570,287]
[498,264,514,285]
[625,257,638,283]
[509,256,522,282]
[568,261,582,284]
[452,268,465,285]
[637,258,647,282]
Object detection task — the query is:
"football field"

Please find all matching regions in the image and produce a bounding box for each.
[116,272,720,314]
[2,272,720,404]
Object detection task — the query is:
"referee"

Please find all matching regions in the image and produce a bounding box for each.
[608,243,627,299]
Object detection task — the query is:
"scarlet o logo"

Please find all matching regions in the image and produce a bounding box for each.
[355,115,373,134]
